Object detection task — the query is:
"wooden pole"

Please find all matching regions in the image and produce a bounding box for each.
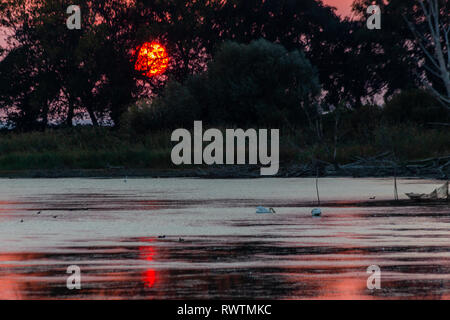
[394,165,399,201]
[316,167,321,206]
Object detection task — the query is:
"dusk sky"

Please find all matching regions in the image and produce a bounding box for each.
[0,1,354,47]
[325,0,354,17]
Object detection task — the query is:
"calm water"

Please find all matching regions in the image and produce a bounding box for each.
[0,178,449,299]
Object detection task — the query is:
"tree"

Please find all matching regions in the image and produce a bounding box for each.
[209,0,367,106]
[134,39,321,130]
[0,40,63,130]
[129,0,223,83]
[383,89,447,124]
[204,39,321,128]
[2,0,403,130]
[404,0,449,106]
[351,0,449,106]
[0,0,139,128]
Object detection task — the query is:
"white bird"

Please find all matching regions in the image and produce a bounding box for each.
[256,206,276,214]
[311,208,322,217]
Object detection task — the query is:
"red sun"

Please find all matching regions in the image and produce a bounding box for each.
[134,42,169,77]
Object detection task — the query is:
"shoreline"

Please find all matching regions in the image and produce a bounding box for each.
[0,163,448,180]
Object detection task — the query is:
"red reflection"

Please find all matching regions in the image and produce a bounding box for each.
[143,269,157,288]
[139,238,158,288]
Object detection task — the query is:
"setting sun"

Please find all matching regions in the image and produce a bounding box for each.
[134,42,169,77]
[1,0,449,304]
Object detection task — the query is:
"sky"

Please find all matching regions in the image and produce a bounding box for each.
[325,0,354,17]
[0,1,354,51]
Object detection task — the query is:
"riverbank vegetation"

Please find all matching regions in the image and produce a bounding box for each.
[0,119,448,174]
[0,1,448,177]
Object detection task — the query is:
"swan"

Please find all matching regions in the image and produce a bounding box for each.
[311,208,322,217]
[256,206,276,214]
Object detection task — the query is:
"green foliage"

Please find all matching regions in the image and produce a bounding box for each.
[123,39,320,132]
[0,123,448,172]
[1,0,449,173]
[0,127,171,170]
[120,101,158,136]
[351,0,450,102]
[0,0,138,129]
[201,39,320,127]
[383,89,448,124]
[1,0,371,129]
[372,124,450,160]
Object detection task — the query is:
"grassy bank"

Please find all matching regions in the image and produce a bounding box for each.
[0,128,171,171]
[0,124,449,176]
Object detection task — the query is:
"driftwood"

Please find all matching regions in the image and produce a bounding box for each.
[427,122,450,127]
[274,153,450,179]
[190,153,450,179]
[2,152,449,178]
[406,181,449,201]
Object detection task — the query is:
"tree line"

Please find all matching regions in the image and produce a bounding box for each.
[0,0,448,131]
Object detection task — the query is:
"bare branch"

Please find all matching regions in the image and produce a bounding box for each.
[406,0,450,107]
[445,25,450,67]
[423,63,442,78]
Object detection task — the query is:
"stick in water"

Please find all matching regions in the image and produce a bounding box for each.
[316,167,321,206]
[394,165,399,201]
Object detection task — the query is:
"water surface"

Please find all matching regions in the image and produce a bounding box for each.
[0,178,449,299]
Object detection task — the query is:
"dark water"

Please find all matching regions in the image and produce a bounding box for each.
[0,178,449,299]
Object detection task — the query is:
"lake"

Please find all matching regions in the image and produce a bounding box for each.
[0,177,449,299]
